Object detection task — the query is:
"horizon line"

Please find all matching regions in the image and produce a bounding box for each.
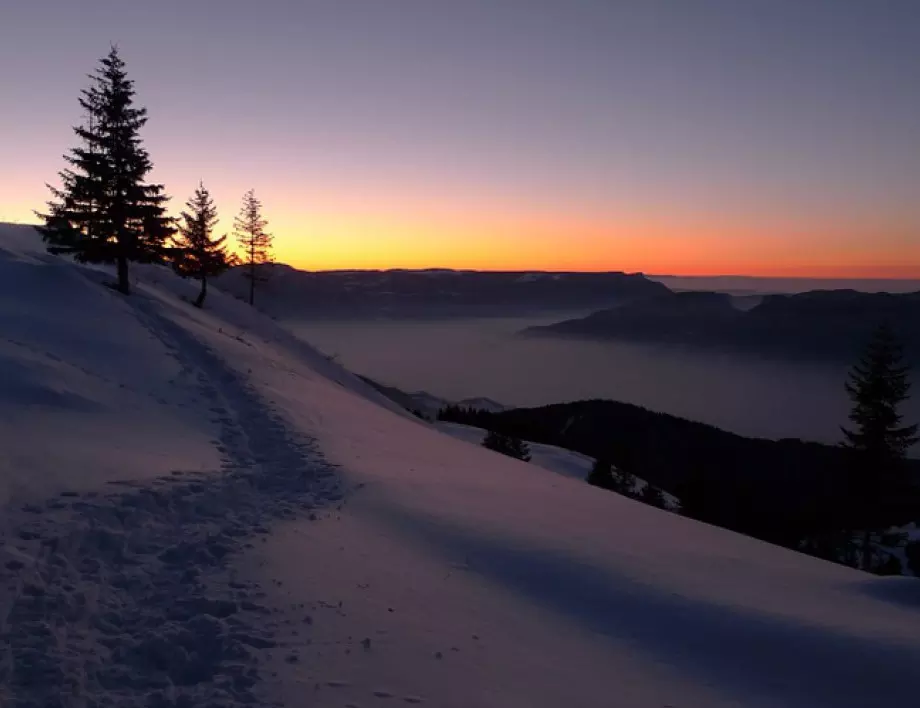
[3,220,919,281]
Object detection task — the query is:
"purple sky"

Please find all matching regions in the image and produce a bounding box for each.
[2,1,919,274]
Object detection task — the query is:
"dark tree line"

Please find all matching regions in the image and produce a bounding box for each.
[581,458,670,509]
[39,47,273,307]
[441,326,920,574]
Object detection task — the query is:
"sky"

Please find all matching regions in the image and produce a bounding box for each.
[1,0,919,277]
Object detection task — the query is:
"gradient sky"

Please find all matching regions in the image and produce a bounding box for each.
[2,0,919,276]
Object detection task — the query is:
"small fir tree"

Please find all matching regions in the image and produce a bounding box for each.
[612,466,637,496]
[842,324,918,571]
[234,189,273,305]
[172,182,231,308]
[587,458,615,489]
[482,430,531,461]
[38,46,172,294]
[639,483,666,509]
[507,435,532,462]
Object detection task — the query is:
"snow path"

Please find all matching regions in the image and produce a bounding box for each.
[0,290,340,708]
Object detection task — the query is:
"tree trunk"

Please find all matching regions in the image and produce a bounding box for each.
[116,255,130,295]
[248,261,255,306]
[195,277,207,308]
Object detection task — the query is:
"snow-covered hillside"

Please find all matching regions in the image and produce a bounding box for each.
[436,420,598,478]
[2,223,920,708]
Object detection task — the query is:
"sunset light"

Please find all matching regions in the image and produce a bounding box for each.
[3,2,919,278]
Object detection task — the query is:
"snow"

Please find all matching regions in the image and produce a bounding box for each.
[2,222,920,708]
[0,233,222,505]
[251,388,920,708]
[435,421,680,508]
[436,419,607,482]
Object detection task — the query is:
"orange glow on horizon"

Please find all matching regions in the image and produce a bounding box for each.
[4,197,919,280]
[265,202,920,279]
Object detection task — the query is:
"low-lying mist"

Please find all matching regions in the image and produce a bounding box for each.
[285,314,920,446]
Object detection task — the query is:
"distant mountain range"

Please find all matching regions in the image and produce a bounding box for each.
[357,375,506,418]
[525,289,920,362]
[215,265,668,318]
[9,223,918,363]
[651,274,920,296]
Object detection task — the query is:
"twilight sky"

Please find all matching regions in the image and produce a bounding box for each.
[2,0,919,276]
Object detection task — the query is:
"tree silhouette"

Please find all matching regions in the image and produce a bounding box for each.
[38,46,172,294]
[587,458,615,489]
[234,189,273,306]
[842,324,918,571]
[483,430,531,461]
[172,182,232,308]
[639,483,666,509]
[612,466,637,496]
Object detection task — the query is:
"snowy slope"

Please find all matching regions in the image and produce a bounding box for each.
[0,226,221,504]
[0,223,408,707]
[435,421,680,509]
[435,420,598,478]
[241,363,920,708]
[2,223,920,708]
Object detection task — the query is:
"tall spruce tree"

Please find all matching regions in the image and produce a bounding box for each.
[234,189,273,306]
[172,182,231,308]
[842,323,918,571]
[39,46,172,295]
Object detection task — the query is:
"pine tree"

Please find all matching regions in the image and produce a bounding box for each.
[587,458,615,489]
[172,182,232,308]
[842,324,918,571]
[639,483,666,509]
[507,435,532,462]
[482,430,531,461]
[587,457,645,498]
[38,46,172,295]
[234,189,273,306]
[612,466,637,496]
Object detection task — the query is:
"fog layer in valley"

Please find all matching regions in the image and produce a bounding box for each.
[286,313,920,446]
